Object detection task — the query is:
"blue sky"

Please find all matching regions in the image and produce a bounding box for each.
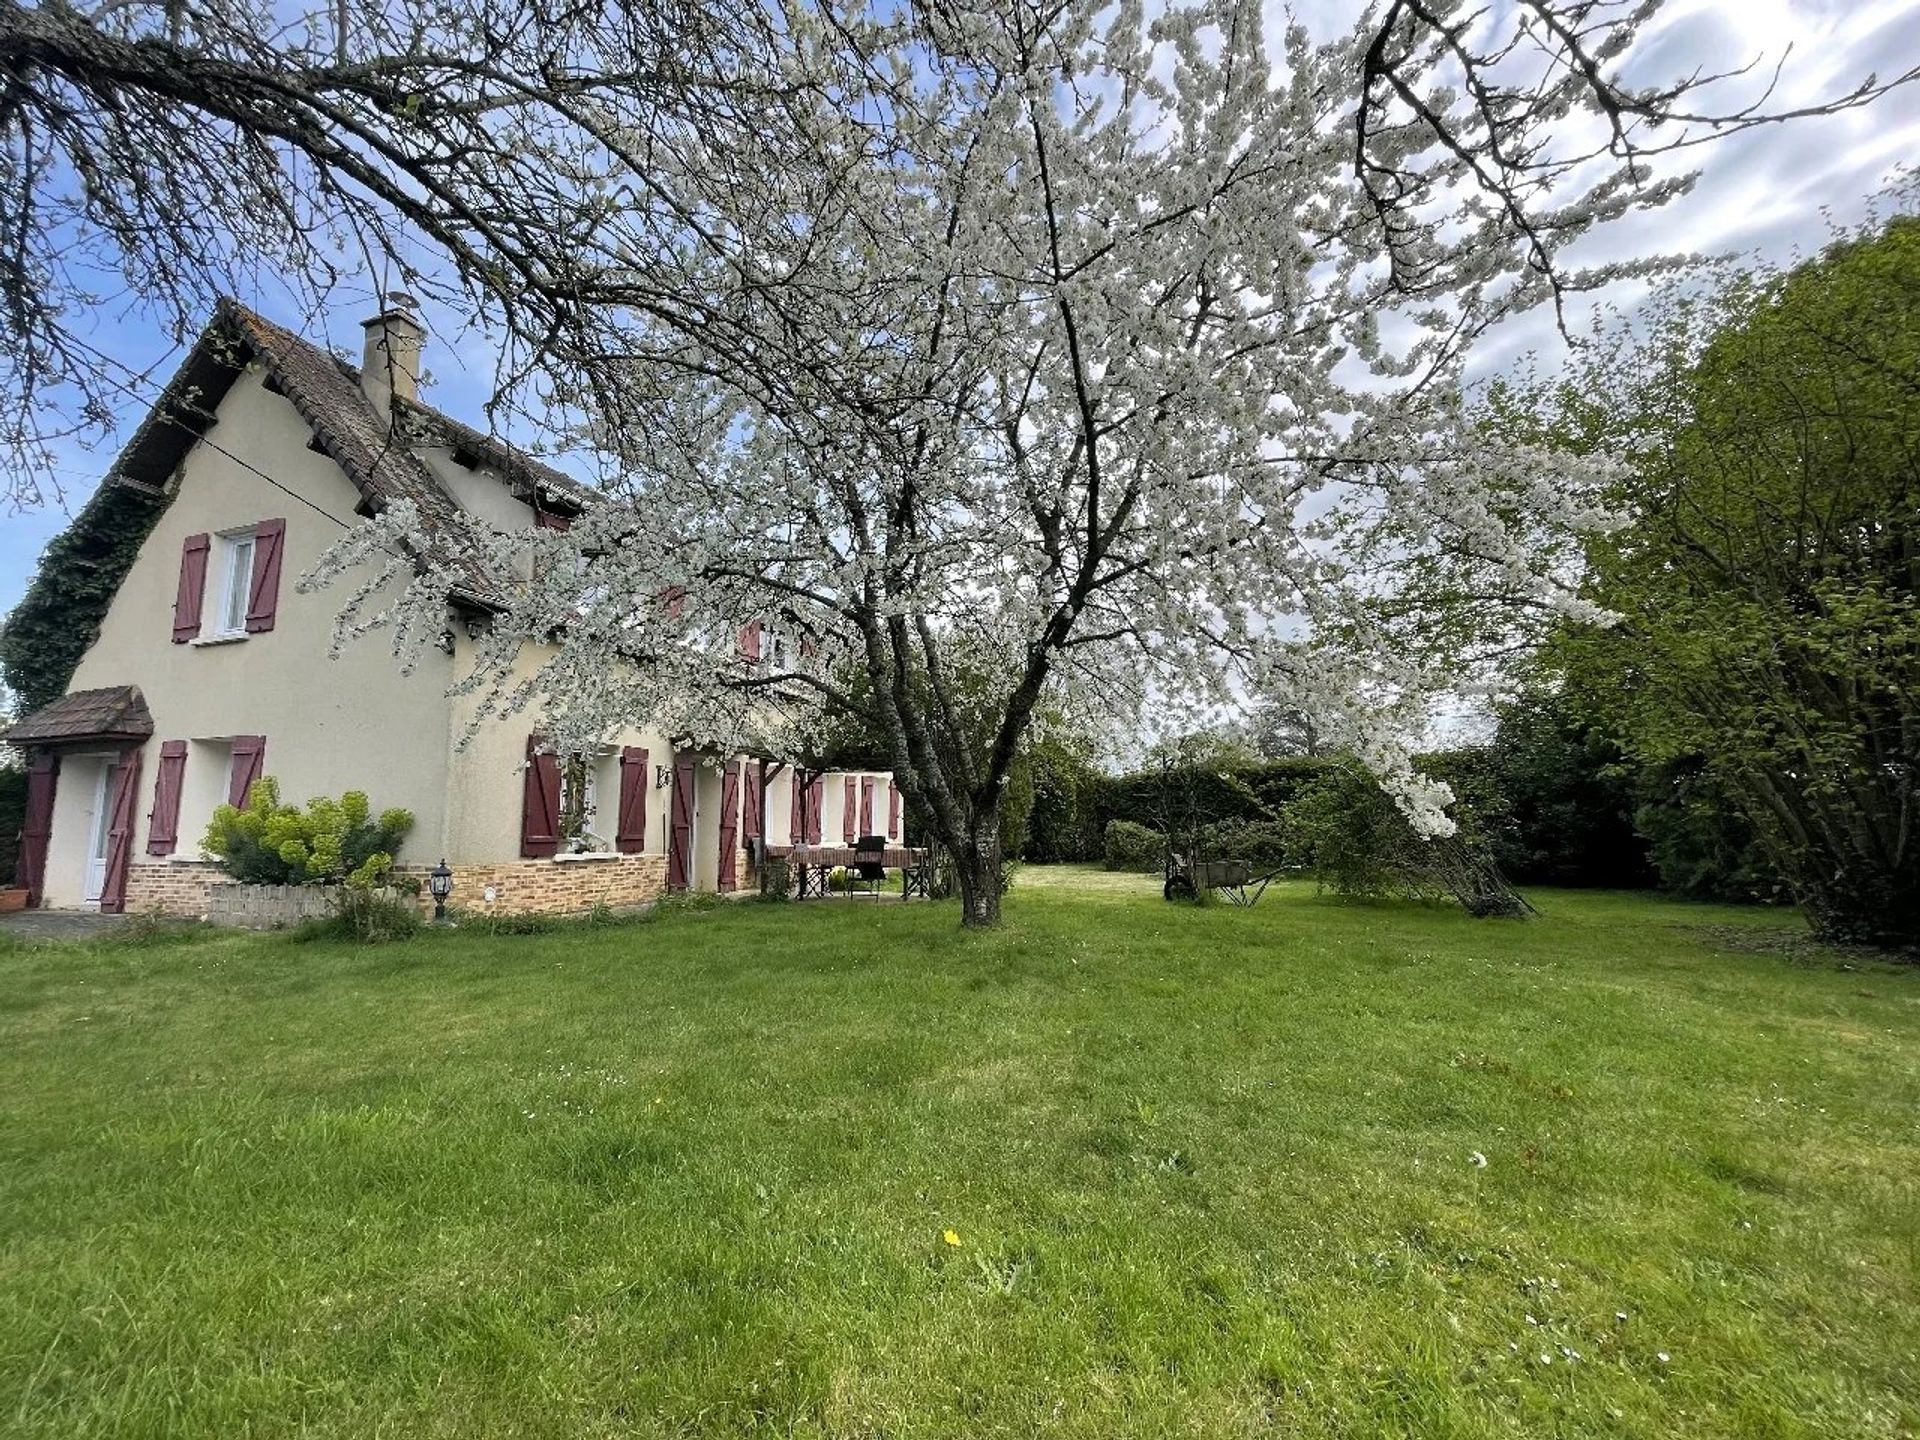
[5,0,1918,619]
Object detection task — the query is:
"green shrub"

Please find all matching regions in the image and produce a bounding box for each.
[1103,819,1163,873]
[1282,765,1529,918]
[759,856,792,901]
[202,778,414,888]
[335,887,422,943]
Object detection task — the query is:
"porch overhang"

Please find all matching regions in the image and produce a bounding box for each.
[1,686,154,749]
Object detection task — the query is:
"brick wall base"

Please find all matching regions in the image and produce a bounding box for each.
[124,861,224,918]
[124,854,681,922]
[396,854,672,918]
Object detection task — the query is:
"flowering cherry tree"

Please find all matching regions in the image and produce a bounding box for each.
[313,0,1904,925]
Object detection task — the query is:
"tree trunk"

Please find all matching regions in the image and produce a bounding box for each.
[952,825,1003,929]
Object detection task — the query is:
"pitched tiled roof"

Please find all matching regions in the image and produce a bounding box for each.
[103,299,600,608]
[2,686,153,746]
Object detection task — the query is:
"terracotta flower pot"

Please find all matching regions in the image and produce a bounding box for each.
[0,888,29,914]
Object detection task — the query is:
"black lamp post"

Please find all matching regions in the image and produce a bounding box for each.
[428,859,454,923]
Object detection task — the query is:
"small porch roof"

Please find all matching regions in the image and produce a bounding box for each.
[2,686,154,748]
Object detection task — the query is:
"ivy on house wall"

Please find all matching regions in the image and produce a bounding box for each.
[0,481,172,714]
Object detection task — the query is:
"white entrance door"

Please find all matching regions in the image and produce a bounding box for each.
[82,761,120,906]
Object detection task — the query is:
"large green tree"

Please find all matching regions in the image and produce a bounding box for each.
[1549,207,1919,945]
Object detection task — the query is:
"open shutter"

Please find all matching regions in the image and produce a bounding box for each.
[227,735,266,808]
[859,777,874,837]
[807,773,825,845]
[172,533,210,642]
[16,752,59,906]
[99,750,144,914]
[737,621,762,662]
[790,769,808,846]
[615,746,649,854]
[245,518,286,633]
[716,761,741,892]
[521,736,562,857]
[742,762,763,843]
[667,751,696,890]
[146,741,188,855]
[888,780,902,840]
[841,776,856,843]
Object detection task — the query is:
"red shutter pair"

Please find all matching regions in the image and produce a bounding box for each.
[171,519,285,641]
[522,740,652,856]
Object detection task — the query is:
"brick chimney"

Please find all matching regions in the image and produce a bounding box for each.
[360,291,425,414]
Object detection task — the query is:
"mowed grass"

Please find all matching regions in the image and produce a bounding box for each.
[2,872,1917,1438]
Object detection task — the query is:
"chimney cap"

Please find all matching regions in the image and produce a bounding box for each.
[364,290,422,325]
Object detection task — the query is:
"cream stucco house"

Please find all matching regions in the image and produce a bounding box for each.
[3,298,900,916]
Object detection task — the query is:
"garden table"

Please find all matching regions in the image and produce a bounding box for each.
[769,845,931,899]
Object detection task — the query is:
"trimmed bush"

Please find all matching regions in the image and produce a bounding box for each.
[202,778,414,888]
[1103,819,1163,874]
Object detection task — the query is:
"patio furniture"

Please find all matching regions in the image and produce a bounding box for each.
[771,844,931,899]
[852,835,887,898]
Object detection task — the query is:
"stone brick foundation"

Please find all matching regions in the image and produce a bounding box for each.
[124,854,679,921]
[399,853,672,918]
[123,861,224,918]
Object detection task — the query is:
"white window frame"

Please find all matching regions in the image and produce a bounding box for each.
[211,529,256,639]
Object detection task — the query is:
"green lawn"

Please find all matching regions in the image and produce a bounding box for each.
[2,871,1916,1438]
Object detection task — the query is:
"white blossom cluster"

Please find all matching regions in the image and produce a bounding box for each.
[313,0,1725,841]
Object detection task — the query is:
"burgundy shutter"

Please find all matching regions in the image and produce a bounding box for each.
[842,776,856,843]
[16,752,59,906]
[807,773,825,845]
[99,750,144,914]
[737,621,762,662]
[534,507,572,532]
[521,736,562,857]
[742,762,763,843]
[859,777,874,836]
[790,769,808,846]
[245,518,286,633]
[716,761,741,892]
[615,746,649,854]
[146,741,188,856]
[173,533,211,642]
[227,735,266,808]
[888,779,902,839]
[668,751,696,890]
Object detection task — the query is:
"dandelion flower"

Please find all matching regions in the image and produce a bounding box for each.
[943,1230,961,1248]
